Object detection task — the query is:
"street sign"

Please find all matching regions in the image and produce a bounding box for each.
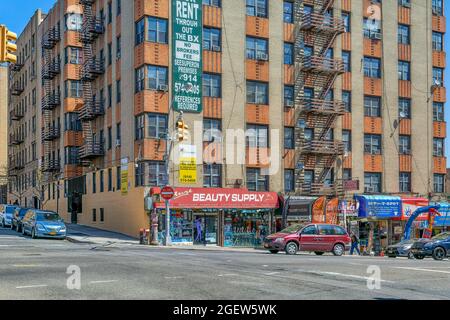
[172,0,203,113]
[161,186,175,201]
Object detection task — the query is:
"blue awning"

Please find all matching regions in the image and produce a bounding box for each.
[355,195,402,219]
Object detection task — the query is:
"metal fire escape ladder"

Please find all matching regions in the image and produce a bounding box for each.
[41,25,61,174]
[79,0,105,163]
[293,0,345,197]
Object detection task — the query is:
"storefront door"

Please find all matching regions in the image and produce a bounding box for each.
[193,214,218,245]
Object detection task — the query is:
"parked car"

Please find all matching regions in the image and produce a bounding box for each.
[11,207,31,232]
[385,239,417,259]
[411,232,450,261]
[264,223,351,256]
[0,204,18,228]
[22,209,67,240]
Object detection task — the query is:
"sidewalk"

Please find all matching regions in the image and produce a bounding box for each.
[66,224,139,245]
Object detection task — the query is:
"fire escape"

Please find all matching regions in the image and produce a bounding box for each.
[41,24,62,174]
[78,0,105,163]
[294,0,345,197]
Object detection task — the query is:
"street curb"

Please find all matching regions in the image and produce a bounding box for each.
[66,236,94,245]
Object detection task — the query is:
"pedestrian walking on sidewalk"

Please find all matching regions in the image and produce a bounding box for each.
[350,233,360,256]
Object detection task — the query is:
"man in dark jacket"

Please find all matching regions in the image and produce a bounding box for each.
[350,232,360,255]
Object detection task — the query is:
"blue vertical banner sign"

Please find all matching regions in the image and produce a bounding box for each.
[172,0,203,113]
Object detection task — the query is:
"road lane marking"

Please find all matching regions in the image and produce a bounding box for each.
[217,273,238,277]
[395,267,450,274]
[16,285,48,289]
[264,272,280,276]
[164,276,183,279]
[89,280,119,284]
[296,269,395,284]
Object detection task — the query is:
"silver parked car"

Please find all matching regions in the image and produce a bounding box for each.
[0,204,19,228]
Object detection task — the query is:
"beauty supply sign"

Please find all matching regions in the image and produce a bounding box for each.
[172,0,203,113]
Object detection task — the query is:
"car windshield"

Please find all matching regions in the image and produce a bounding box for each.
[397,239,415,245]
[279,224,303,234]
[36,212,62,222]
[432,232,450,241]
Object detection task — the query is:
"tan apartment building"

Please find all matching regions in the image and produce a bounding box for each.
[7,0,447,238]
[0,66,8,203]
[7,10,45,208]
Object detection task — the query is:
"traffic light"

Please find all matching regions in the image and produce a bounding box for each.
[0,25,17,64]
[176,119,190,142]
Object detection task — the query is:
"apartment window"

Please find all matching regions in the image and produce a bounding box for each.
[399,98,411,119]
[364,134,382,155]
[247,81,268,104]
[284,86,294,107]
[203,118,222,142]
[107,2,112,24]
[100,208,104,222]
[203,0,221,6]
[398,61,410,81]
[303,170,314,187]
[147,113,168,139]
[64,112,81,131]
[246,0,268,18]
[364,96,381,117]
[363,57,381,78]
[342,130,352,153]
[399,0,411,7]
[343,169,352,181]
[247,124,269,148]
[116,123,121,145]
[148,17,168,43]
[92,172,97,194]
[117,0,121,15]
[108,42,112,65]
[283,1,294,23]
[433,102,444,121]
[399,172,411,192]
[116,80,121,103]
[135,114,145,140]
[303,128,314,141]
[108,127,112,150]
[148,161,168,187]
[247,168,268,191]
[433,67,444,86]
[365,173,382,193]
[135,67,145,92]
[342,51,351,72]
[342,12,351,32]
[433,138,444,156]
[116,36,121,59]
[433,32,444,51]
[64,147,80,165]
[203,164,222,188]
[92,209,97,222]
[136,19,145,44]
[342,91,351,112]
[64,80,82,98]
[284,170,295,192]
[100,170,104,193]
[398,24,410,45]
[65,13,82,31]
[107,85,112,108]
[432,0,443,16]
[246,37,268,61]
[116,166,121,190]
[284,43,294,65]
[363,18,381,38]
[148,65,168,91]
[284,127,295,149]
[434,174,445,193]
[108,168,112,191]
[203,27,221,51]
[203,73,221,97]
[65,47,81,64]
[399,135,411,154]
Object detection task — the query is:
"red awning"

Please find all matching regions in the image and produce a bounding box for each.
[154,188,279,209]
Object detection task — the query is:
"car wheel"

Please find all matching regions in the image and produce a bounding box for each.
[285,242,298,255]
[17,225,21,233]
[31,228,37,239]
[414,254,425,260]
[432,247,446,261]
[269,250,279,254]
[332,244,345,256]
[407,252,415,259]
[315,252,324,256]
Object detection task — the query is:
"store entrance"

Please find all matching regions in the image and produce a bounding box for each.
[193,214,218,245]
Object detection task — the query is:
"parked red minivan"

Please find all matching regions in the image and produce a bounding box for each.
[264,223,351,256]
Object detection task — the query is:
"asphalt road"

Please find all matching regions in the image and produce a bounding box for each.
[1,227,450,300]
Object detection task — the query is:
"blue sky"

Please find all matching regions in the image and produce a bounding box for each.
[0,1,450,157]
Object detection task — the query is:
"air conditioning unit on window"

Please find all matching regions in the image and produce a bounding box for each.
[285,100,294,108]
[116,139,121,147]
[211,45,221,52]
[371,32,382,40]
[158,84,169,92]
